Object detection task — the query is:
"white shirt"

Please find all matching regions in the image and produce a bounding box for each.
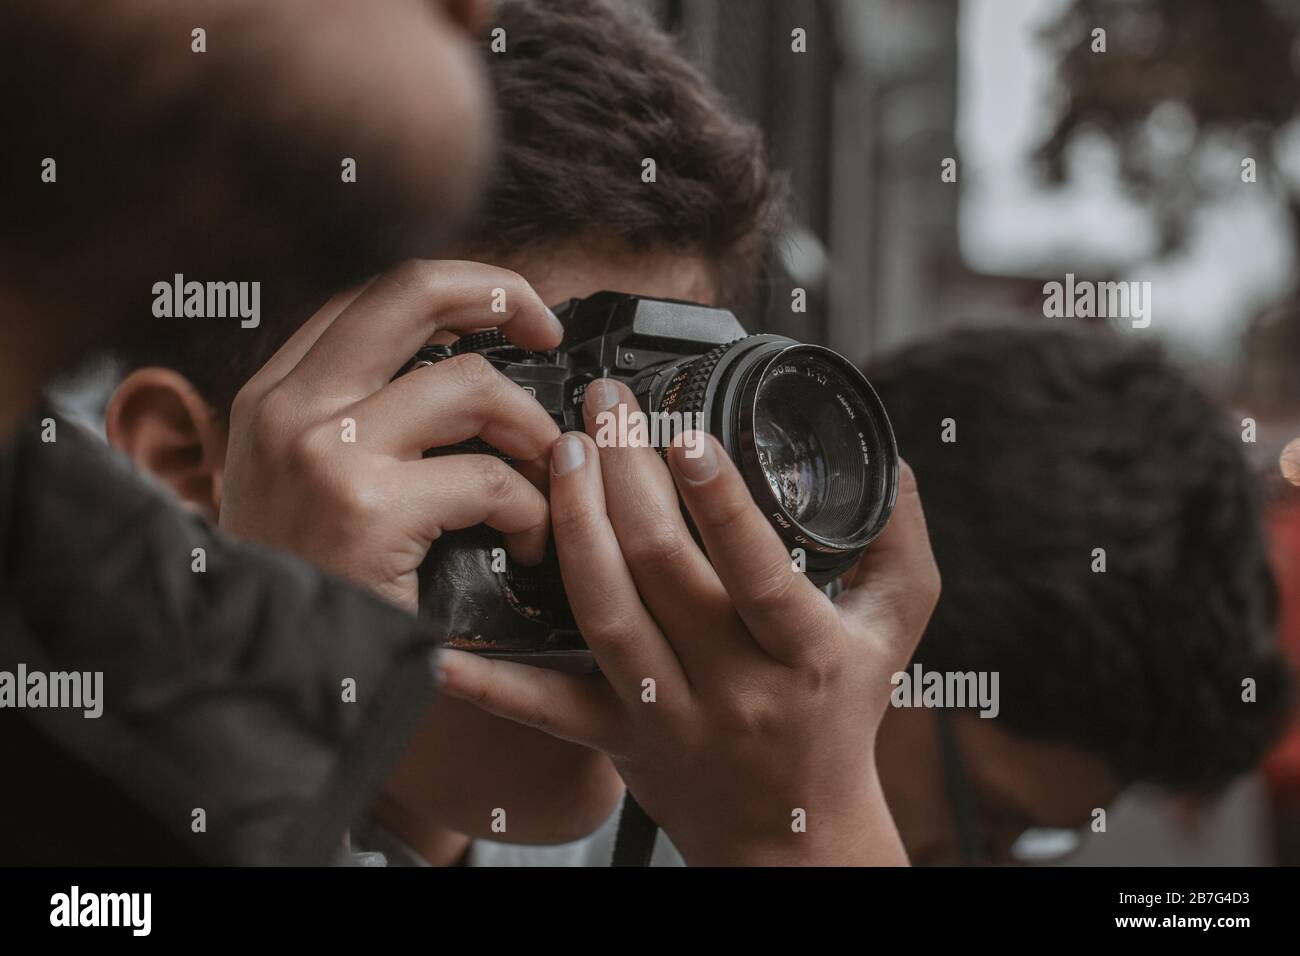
[467,801,686,867]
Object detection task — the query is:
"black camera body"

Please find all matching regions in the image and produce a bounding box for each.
[406,292,899,670]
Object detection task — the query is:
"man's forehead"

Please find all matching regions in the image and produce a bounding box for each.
[491,247,720,310]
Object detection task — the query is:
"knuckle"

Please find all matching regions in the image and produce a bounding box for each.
[745,560,799,615]
[878,555,942,632]
[799,642,841,691]
[247,388,295,455]
[624,525,692,573]
[698,489,753,531]
[578,612,631,650]
[336,477,384,523]
[479,456,520,500]
[283,422,332,473]
[576,611,639,662]
[447,352,499,393]
[493,266,528,298]
[384,258,438,295]
[229,383,257,427]
[876,579,937,641]
[921,560,942,614]
[716,684,783,742]
[551,500,603,541]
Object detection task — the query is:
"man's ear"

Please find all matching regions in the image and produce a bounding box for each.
[106,368,227,520]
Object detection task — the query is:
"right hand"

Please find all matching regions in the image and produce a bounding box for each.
[217,259,566,613]
[435,387,942,865]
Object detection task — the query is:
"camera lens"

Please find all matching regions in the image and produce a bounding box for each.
[740,344,895,559]
[753,356,874,540]
[640,336,898,583]
[754,409,827,527]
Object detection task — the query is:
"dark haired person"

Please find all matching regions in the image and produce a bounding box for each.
[107,0,939,865]
[0,0,507,864]
[866,325,1291,864]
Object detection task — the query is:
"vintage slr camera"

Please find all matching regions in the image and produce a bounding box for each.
[404,292,899,670]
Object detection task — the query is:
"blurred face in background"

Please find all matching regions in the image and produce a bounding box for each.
[877,707,1121,866]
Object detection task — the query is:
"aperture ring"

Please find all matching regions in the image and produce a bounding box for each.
[453,329,512,354]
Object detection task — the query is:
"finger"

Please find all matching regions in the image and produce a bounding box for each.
[834,461,941,652]
[235,280,374,409]
[434,649,622,750]
[403,454,551,565]
[548,432,689,703]
[667,433,836,665]
[580,380,750,673]
[516,455,550,496]
[351,353,561,461]
[287,260,564,399]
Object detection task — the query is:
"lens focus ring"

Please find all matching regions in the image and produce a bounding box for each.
[657,339,742,422]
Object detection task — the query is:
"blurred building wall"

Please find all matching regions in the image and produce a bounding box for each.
[633,0,961,365]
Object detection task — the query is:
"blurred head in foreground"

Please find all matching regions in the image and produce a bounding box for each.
[0,0,494,377]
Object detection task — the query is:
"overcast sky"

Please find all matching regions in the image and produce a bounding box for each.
[956,0,1296,361]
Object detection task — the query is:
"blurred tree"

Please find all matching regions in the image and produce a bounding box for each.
[1035,0,1300,408]
[1037,0,1300,255]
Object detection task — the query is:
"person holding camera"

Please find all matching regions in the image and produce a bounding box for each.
[107,0,940,865]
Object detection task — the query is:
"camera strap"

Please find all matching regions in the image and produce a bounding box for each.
[610,790,659,866]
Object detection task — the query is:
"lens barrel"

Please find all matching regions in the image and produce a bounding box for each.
[635,335,898,584]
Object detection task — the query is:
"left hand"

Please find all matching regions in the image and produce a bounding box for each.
[436,378,940,865]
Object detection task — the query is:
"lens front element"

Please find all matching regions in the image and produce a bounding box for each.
[739,345,897,570]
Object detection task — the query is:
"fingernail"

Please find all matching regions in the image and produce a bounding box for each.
[552,433,587,476]
[584,378,619,415]
[672,433,717,483]
[430,650,448,687]
[545,307,565,340]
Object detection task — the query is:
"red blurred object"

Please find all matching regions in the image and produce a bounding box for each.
[1262,495,1300,799]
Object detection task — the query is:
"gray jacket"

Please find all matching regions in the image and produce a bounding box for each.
[0,415,439,865]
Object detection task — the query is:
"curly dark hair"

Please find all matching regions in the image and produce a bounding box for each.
[116,0,784,413]
[461,0,785,306]
[867,324,1291,792]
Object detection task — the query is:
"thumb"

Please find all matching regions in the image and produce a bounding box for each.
[434,649,620,750]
